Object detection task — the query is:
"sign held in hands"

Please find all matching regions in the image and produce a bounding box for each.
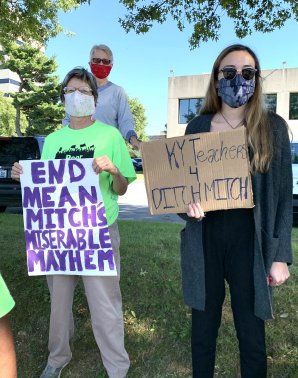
[20,158,117,276]
[141,127,254,215]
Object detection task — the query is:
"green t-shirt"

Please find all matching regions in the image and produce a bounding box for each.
[0,274,15,318]
[42,121,136,225]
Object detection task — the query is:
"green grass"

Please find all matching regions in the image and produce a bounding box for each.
[0,214,297,377]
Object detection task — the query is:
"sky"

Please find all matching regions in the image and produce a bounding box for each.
[45,0,298,136]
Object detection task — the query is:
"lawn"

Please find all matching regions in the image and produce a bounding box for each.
[0,214,297,377]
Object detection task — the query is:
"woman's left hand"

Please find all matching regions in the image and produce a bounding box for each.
[92,156,118,175]
[187,202,205,220]
[268,262,290,287]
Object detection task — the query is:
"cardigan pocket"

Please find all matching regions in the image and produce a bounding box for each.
[261,229,280,273]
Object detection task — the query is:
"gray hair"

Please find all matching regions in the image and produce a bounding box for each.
[60,67,98,103]
[89,44,113,63]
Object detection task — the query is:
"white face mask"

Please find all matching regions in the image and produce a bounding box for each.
[64,91,95,117]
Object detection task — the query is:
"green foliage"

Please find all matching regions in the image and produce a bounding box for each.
[127,97,148,156]
[1,214,297,377]
[119,0,298,49]
[0,0,91,45]
[0,93,28,136]
[1,42,64,136]
[128,97,147,141]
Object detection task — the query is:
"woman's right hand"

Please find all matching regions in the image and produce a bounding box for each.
[11,162,23,182]
[187,202,205,220]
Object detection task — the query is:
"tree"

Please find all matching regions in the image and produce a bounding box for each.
[18,82,64,136]
[128,97,147,155]
[1,41,64,136]
[0,0,90,45]
[128,97,147,140]
[119,0,298,49]
[0,93,28,136]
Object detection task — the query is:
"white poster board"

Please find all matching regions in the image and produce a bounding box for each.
[20,158,116,276]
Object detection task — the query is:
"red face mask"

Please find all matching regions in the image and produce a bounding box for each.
[90,63,112,79]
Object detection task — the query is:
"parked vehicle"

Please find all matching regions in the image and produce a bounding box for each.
[131,157,143,172]
[0,136,44,212]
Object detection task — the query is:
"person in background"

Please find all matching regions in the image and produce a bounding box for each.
[179,44,292,377]
[0,273,17,378]
[62,44,140,150]
[12,67,136,378]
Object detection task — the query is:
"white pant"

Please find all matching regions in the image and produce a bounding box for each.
[46,222,129,378]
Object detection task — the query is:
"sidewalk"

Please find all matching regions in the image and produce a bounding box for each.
[118,179,184,224]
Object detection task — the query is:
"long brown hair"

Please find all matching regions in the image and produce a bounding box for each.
[200,44,273,173]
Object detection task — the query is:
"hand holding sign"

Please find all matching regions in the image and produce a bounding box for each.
[92,155,118,175]
[11,162,23,182]
[187,203,205,220]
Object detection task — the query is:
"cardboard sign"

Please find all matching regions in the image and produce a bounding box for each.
[141,127,254,214]
[20,158,117,276]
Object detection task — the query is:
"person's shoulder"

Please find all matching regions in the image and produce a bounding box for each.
[107,81,123,90]
[268,111,287,126]
[267,112,291,147]
[108,81,126,95]
[268,111,289,134]
[186,113,213,135]
[45,126,66,141]
[93,120,123,137]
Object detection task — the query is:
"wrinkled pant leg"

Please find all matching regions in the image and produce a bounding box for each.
[228,224,267,378]
[192,214,226,378]
[46,275,78,368]
[232,304,266,378]
[83,222,130,378]
[192,303,223,378]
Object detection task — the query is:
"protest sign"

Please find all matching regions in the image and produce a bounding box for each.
[20,158,116,276]
[141,127,254,214]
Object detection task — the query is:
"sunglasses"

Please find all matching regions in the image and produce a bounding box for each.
[63,86,93,96]
[219,67,257,81]
[91,58,111,65]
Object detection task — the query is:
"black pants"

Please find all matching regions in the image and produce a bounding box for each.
[192,209,267,378]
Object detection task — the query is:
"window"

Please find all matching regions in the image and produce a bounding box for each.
[178,98,204,124]
[289,93,298,120]
[0,78,20,86]
[263,94,277,113]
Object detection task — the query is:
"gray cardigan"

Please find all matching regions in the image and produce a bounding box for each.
[179,112,293,320]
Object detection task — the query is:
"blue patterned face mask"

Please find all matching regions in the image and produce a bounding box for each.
[218,74,255,108]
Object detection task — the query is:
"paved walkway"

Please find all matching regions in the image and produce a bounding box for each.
[118,180,184,224]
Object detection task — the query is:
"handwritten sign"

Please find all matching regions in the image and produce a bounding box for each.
[141,127,254,214]
[20,159,117,276]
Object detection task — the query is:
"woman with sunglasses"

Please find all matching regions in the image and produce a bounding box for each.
[179,44,292,377]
